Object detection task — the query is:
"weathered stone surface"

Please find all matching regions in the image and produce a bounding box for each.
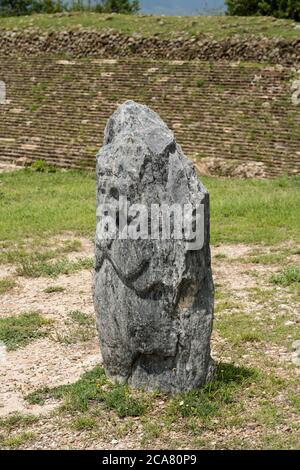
[93,100,214,393]
[0,30,299,65]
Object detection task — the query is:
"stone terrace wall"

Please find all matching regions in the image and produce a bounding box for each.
[0,30,300,65]
[0,57,299,176]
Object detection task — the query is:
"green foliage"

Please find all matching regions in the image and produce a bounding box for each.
[0,0,63,16]
[30,159,56,173]
[0,311,50,350]
[66,0,140,14]
[226,0,261,16]
[196,79,205,87]
[0,0,31,16]
[226,0,300,21]
[0,0,139,17]
[102,0,139,13]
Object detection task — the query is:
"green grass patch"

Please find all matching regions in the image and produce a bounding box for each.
[237,332,262,343]
[168,363,256,422]
[17,256,93,278]
[202,175,300,245]
[270,265,300,287]
[0,311,50,351]
[26,366,149,418]
[252,401,285,427]
[214,253,227,260]
[0,13,298,41]
[216,301,300,349]
[240,247,299,265]
[0,413,38,432]
[70,415,98,431]
[30,159,56,173]
[0,170,299,247]
[214,297,239,314]
[0,431,35,450]
[260,430,300,450]
[0,239,82,265]
[52,310,95,344]
[0,278,16,295]
[196,79,205,88]
[69,310,93,325]
[0,169,95,244]
[141,420,161,446]
[43,285,65,293]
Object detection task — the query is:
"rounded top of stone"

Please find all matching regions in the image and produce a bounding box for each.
[104,100,175,156]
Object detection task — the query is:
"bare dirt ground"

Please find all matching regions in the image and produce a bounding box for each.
[0,163,20,174]
[0,237,299,449]
[0,238,100,418]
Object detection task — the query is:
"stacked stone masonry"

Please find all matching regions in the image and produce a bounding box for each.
[0,30,299,65]
[0,57,299,176]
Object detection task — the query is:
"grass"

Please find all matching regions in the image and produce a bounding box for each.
[26,366,149,418]
[0,431,35,449]
[0,169,299,449]
[167,363,256,422]
[0,413,38,450]
[0,169,95,245]
[52,310,95,344]
[0,413,38,432]
[0,278,16,295]
[196,79,205,88]
[43,285,65,293]
[68,310,93,325]
[26,361,292,447]
[215,303,300,349]
[237,247,300,265]
[203,175,300,245]
[141,420,161,445]
[0,170,299,247]
[0,13,299,41]
[17,256,93,278]
[1,237,88,281]
[0,311,50,351]
[0,239,82,265]
[270,265,300,287]
[71,415,97,431]
[24,359,294,449]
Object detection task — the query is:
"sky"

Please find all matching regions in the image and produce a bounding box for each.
[140,1,226,15]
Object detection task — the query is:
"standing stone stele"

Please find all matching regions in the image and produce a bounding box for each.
[93,100,214,393]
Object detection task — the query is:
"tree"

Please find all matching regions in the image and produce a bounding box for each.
[226,0,300,21]
[102,0,140,14]
[0,0,62,15]
[226,0,259,16]
[0,0,31,16]
[0,0,140,16]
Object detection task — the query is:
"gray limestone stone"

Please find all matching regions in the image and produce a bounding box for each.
[93,100,214,393]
